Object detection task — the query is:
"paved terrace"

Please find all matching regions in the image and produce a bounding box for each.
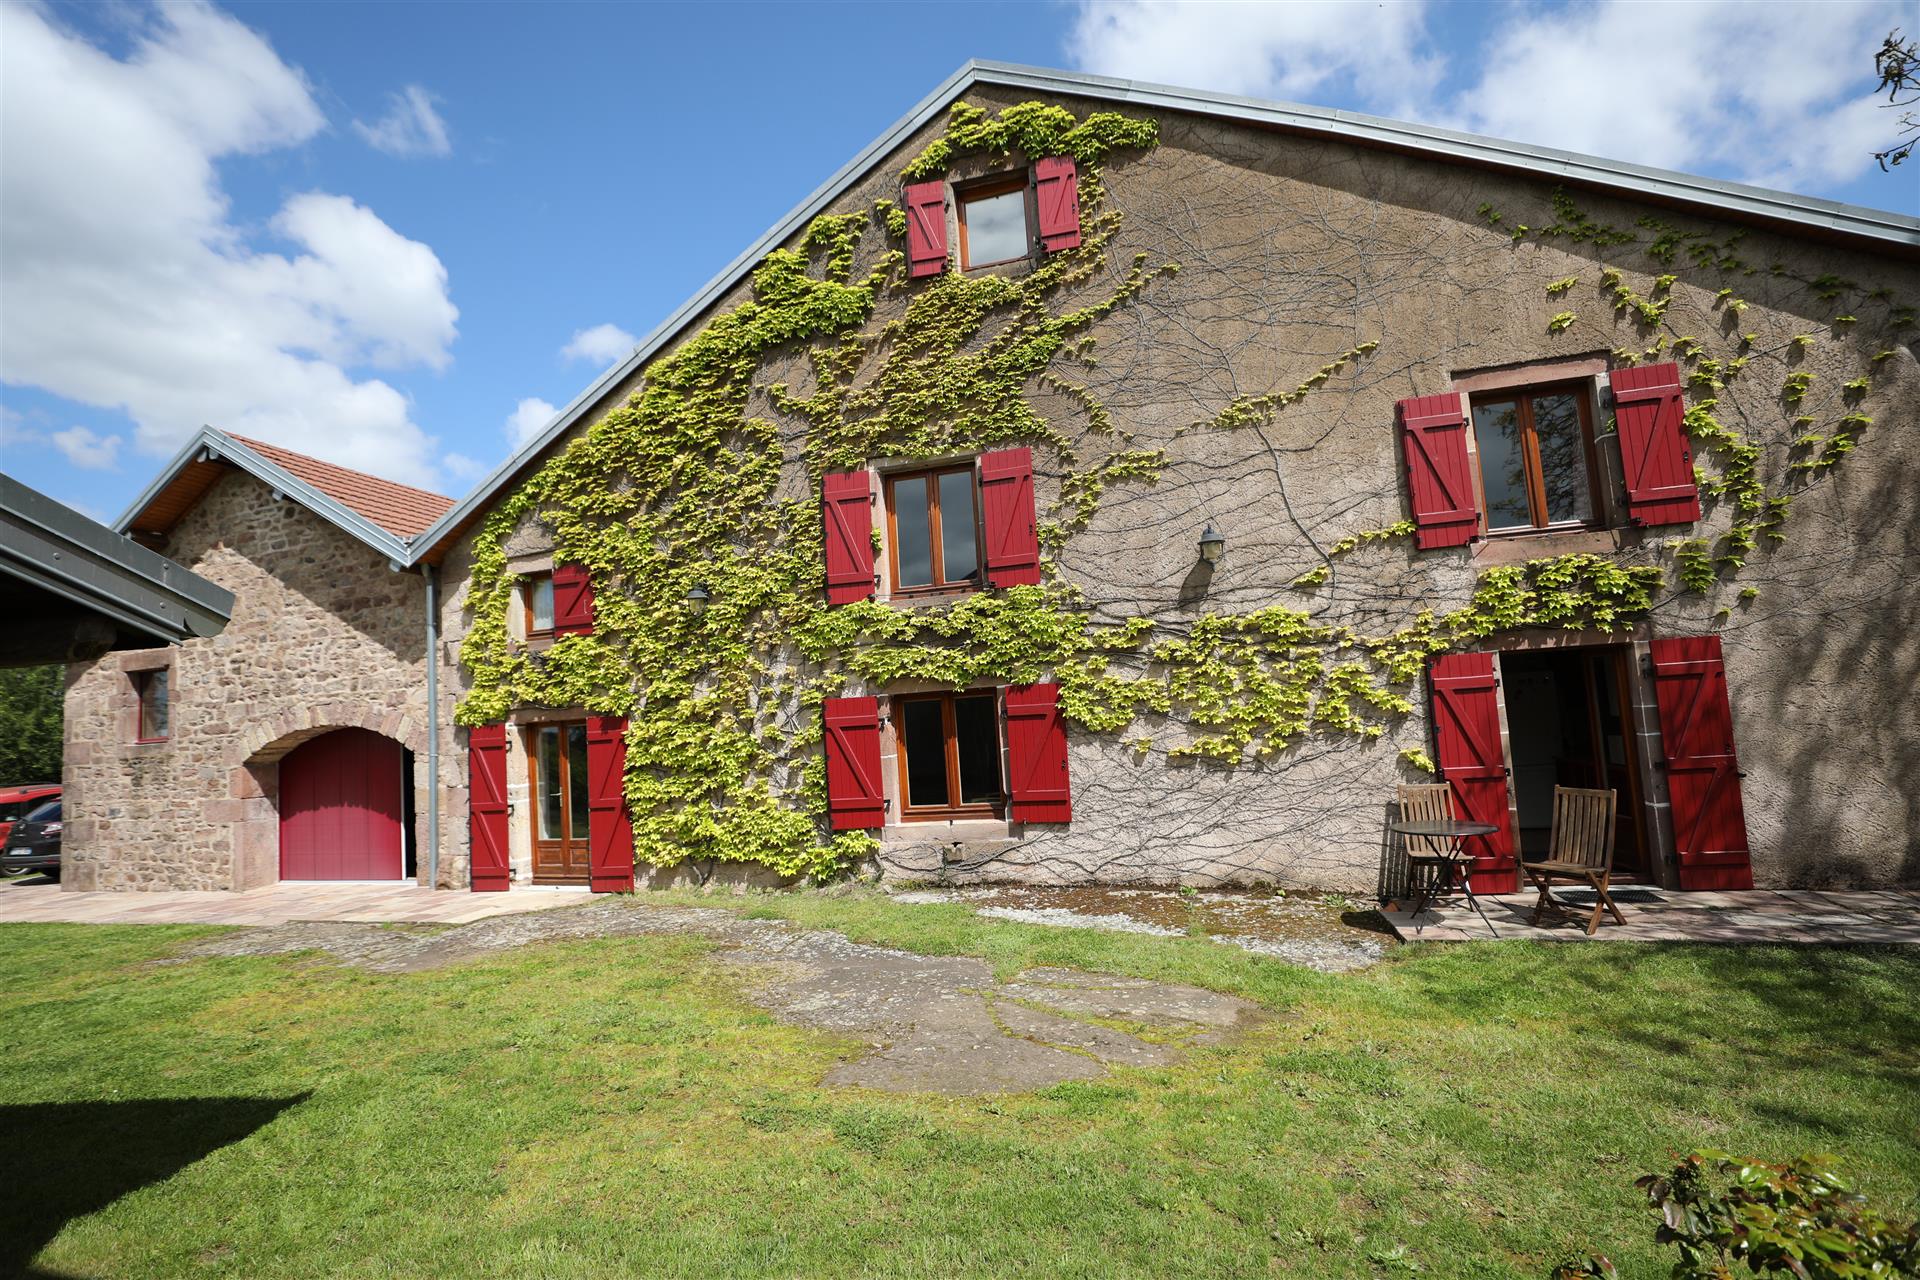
[1382,887,1920,944]
[0,879,586,926]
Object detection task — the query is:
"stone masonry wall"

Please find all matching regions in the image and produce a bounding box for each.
[63,470,433,890]
[436,90,1919,891]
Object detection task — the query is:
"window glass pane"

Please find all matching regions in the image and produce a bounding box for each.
[964,188,1028,266]
[1472,400,1533,529]
[567,724,589,841]
[530,576,554,631]
[140,669,169,739]
[938,470,978,584]
[953,695,1001,804]
[1532,393,1592,524]
[901,700,950,808]
[893,477,933,587]
[537,727,563,840]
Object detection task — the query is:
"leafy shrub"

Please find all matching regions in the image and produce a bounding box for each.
[1553,1152,1918,1279]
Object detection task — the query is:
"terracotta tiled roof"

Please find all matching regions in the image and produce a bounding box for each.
[227,436,454,540]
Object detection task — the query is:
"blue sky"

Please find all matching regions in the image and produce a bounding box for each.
[2,0,1914,521]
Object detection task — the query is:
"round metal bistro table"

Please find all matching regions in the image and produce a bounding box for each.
[1389,818,1502,935]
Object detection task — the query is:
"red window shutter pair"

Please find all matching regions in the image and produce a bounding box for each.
[1398,361,1696,547]
[586,715,635,892]
[821,449,1039,603]
[821,683,1070,829]
[468,723,510,892]
[902,157,1081,280]
[552,563,595,634]
[1426,637,1753,894]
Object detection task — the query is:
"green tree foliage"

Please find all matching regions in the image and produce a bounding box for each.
[0,665,63,784]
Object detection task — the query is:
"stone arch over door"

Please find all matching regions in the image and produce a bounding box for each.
[231,706,427,889]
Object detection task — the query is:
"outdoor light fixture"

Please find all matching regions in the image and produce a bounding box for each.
[1198,523,1225,565]
[686,584,711,615]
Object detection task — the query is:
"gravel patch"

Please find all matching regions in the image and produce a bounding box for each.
[164,897,1259,1095]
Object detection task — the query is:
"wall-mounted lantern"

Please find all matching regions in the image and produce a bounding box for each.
[1198,523,1225,565]
[686,583,711,615]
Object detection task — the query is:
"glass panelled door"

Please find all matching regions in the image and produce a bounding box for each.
[530,722,591,884]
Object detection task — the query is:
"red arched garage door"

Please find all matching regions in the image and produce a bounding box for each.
[280,728,405,880]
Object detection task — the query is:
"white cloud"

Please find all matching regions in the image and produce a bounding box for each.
[1065,0,1905,195]
[560,323,637,365]
[50,425,122,470]
[1066,0,1442,121]
[506,397,557,446]
[0,1,459,487]
[352,84,451,158]
[442,452,491,485]
[1445,2,1898,193]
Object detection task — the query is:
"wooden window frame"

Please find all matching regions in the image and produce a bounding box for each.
[133,667,170,744]
[1469,381,1604,535]
[523,571,556,640]
[883,464,982,596]
[955,173,1033,271]
[893,691,1005,821]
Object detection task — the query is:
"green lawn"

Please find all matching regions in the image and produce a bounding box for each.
[2,892,1916,1279]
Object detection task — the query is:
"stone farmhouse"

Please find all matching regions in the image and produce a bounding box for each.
[63,63,1920,898]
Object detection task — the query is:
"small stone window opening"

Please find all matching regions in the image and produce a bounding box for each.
[134,668,170,743]
[1469,383,1602,534]
[956,175,1031,270]
[884,464,980,595]
[523,572,555,639]
[896,690,1003,820]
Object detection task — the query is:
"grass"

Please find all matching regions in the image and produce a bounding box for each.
[2,890,1916,1278]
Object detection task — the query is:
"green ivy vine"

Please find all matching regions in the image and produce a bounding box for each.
[454,106,1759,880]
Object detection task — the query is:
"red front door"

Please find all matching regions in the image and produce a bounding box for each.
[279,729,405,880]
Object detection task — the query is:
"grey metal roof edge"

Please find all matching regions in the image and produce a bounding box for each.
[967,62,1919,245]
[410,59,1918,560]
[2,471,234,642]
[113,426,415,563]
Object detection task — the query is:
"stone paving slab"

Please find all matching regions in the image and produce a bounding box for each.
[0,877,585,926]
[159,898,1261,1095]
[1381,887,1920,944]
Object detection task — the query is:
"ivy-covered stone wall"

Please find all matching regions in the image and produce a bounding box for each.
[432,89,1919,892]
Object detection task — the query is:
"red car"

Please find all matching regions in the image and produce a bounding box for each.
[0,784,60,849]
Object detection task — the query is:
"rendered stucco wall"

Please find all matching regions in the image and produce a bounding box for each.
[430,92,1920,891]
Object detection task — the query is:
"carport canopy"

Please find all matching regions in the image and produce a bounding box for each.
[0,473,233,668]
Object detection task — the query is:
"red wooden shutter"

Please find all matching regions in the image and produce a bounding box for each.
[1398,394,1478,549]
[904,181,947,279]
[823,696,885,829]
[1033,156,1081,252]
[586,715,635,893]
[468,723,510,892]
[552,562,595,635]
[1005,682,1071,823]
[1428,653,1515,891]
[1610,362,1700,527]
[1650,636,1753,890]
[822,470,875,605]
[979,448,1041,588]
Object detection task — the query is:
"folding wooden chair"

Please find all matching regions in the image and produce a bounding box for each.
[1396,783,1455,912]
[1521,786,1622,935]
